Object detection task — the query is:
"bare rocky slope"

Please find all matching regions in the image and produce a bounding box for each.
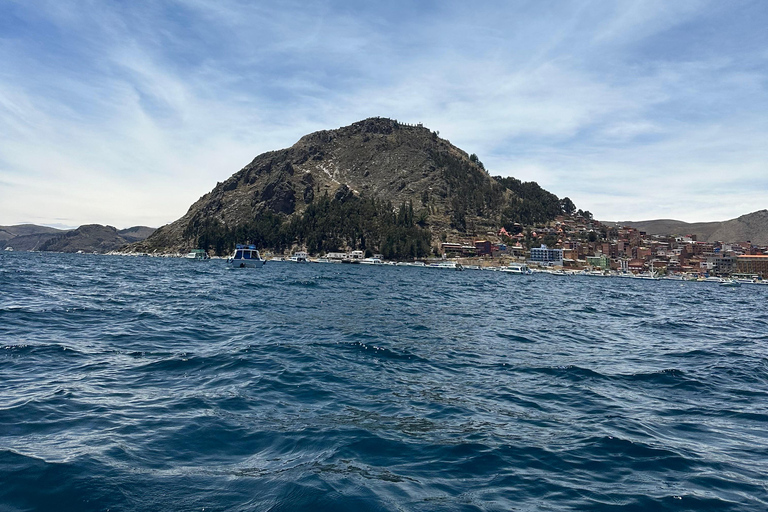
[0,224,155,253]
[1,224,67,251]
[620,209,768,244]
[132,118,558,254]
[37,224,156,253]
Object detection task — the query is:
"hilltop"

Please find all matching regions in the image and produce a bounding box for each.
[1,224,155,253]
[618,210,768,245]
[0,224,67,252]
[132,117,569,256]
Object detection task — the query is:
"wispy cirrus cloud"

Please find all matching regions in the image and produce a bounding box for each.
[0,0,766,227]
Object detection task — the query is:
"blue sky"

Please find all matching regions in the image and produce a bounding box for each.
[1,0,766,228]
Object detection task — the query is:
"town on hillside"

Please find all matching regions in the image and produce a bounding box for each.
[439,214,768,279]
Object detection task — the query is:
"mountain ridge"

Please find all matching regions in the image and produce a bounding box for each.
[614,209,768,244]
[1,224,155,252]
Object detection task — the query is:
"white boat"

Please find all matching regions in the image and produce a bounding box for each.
[227,244,265,268]
[500,263,532,275]
[633,272,659,280]
[360,257,383,265]
[429,261,459,269]
[719,279,741,287]
[4,247,13,252]
[342,250,365,264]
[581,270,608,277]
[184,249,210,260]
[289,251,309,263]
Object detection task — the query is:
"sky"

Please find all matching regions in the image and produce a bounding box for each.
[1,0,766,229]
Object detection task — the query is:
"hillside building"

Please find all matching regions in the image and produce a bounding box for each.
[736,255,768,277]
[529,244,563,267]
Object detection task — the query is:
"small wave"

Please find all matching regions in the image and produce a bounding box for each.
[343,341,426,362]
[623,368,706,390]
[2,343,85,359]
[495,332,537,343]
[573,435,699,473]
[521,365,609,381]
[285,279,320,288]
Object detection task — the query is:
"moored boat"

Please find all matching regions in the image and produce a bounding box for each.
[289,251,308,263]
[227,244,265,268]
[185,249,210,260]
[500,263,532,275]
[429,261,459,269]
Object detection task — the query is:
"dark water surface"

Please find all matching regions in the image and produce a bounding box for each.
[2,252,767,511]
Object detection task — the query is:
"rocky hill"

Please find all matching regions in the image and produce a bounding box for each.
[119,226,156,243]
[133,118,567,255]
[620,209,768,244]
[37,224,155,253]
[2,224,155,253]
[1,224,68,251]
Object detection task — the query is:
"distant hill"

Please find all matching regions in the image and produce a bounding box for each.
[132,117,569,256]
[1,224,155,253]
[38,224,156,253]
[618,210,768,244]
[0,224,69,251]
[118,226,156,243]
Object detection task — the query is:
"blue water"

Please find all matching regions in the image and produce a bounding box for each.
[1,252,767,511]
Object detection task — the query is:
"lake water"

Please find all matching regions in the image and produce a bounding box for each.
[1,252,767,511]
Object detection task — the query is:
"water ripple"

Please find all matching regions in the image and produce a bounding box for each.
[2,252,768,510]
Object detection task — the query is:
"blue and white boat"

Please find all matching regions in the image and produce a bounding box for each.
[227,244,265,268]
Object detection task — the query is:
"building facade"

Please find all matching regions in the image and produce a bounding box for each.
[736,255,768,277]
[529,244,564,267]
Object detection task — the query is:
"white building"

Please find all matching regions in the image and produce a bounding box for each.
[529,244,564,267]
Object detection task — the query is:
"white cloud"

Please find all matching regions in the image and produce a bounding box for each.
[0,0,766,228]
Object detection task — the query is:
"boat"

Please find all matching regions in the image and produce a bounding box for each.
[581,269,608,277]
[184,249,210,260]
[342,250,365,264]
[227,244,265,268]
[289,251,308,263]
[719,279,741,287]
[360,257,383,265]
[500,263,532,275]
[4,247,12,252]
[429,261,459,269]
[633,270,660,280]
